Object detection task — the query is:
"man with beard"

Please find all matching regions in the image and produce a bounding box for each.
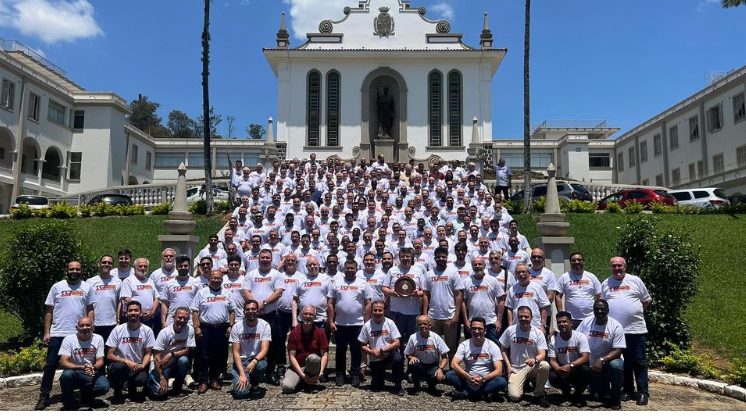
[461,257,505,344]
[275,254,304,377]
[423,247,463,357]
[87,255,121,345]
[160,256,200,328]
[149,249,178,300]
[230,300,271,399]
[36,261,94,410]
[358,252,386,306]
[106,301,156,403]
[294,257,330,328]
[548,311,591,407]
[359,300,404,396]
[58,316,109,410]
[282,305,329,394]
[404,314,449,394]
[577,299,626,410]
[147,307,195,399]
[556,252,602,327]
[383,248,426,357]
[191,270,235,394]
[505,264,550,335]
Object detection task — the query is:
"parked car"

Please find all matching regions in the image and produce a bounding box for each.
[597,188,677,210]
[186,186,231,204]
[670,188,729,208]
[11,195,50,210]
[87,194,133,206]
[728,193,746,205]
[509,181,593,203]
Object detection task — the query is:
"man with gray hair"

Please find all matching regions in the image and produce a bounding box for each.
[282,305,329,393]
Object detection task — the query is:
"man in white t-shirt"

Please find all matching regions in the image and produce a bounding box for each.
[556,252,602,327]
[423,247,464,358]
[58,316,109,410]
[444,316,507,401]
[382,247,426,356]
[230,300,271,399]
[86,255,121,345]
[119,258,161,335]
[577,299,626,410]
[106,300,155,404]
[499,306,550,407]
[505,264,550,334]
[461,256,505,345]
[404,314,449,394]
[358,300,404,396]
[548,311,591,407]
[159,255,200,328]
[601,256,652,406]
[147,307,195,399]
[37,261,94,410]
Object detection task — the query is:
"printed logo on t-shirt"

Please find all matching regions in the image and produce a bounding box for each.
[514,291,534,299]
[206,296,228,303]
[608,285,631,293]
[284,278,297,284]
[169,338,187,347]
[94,284,116,292]
[73,347,97,355]
[570,279,590,286]
[511,337,536,345]
[588,330,610,339]
[61,290,85,297]
[302,282,322,288]
[223,283,242,290]
[173,285,194,292]
[136,284,154,291]
[339,285,359,291]
[431,275,450,283]
[469,284,490,292]
[466,352,491,361]
[556,346,579,354]
[416,344,436,352]
[122,337,143,344]
[254,276,273,283]
[239,333,260,340]
[370,329,390,338]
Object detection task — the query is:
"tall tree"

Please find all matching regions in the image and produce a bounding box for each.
[225,115,236,139]
[722,0,745,7]
[194,106,223,138]
[522,0,532,213]
[128,95,169,136]
[247,123,266,139]
[202,0,214,214]
[167,110,196,137]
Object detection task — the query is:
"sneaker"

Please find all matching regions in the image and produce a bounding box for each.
[350,373,361,387]
[335,374,345,386]
[544,380,552,390]
[450,390,467,400]
[636,393,649,406]
[185,375,196,388]
[35,396,50,411]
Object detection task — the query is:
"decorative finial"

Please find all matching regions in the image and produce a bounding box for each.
[480,12,493,49]
[276,12,290,48]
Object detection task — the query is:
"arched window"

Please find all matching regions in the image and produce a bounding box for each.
[428,70,443,147]
[306,70,321,146]
[447,70,462,146]
[326,70,340,147]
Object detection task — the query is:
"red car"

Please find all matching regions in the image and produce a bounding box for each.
[597,188,677,209]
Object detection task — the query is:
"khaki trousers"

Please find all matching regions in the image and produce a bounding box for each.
[507,361,550,402]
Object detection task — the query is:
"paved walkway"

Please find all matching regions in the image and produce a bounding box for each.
[2,378,744,411]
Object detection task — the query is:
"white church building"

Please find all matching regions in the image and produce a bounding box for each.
[264,0,505,163]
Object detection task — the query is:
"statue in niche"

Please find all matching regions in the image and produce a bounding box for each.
[376,87,395,138]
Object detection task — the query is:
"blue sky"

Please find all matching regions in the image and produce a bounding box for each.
[0,0,744,139]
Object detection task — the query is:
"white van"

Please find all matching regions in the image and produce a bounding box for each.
[670,188,729,208]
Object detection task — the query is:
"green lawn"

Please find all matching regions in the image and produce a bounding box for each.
[515,213,746,363]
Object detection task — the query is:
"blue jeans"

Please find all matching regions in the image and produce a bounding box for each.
[389,311,417,354]
[147,356,192,397]
[444,370,507,398]
[623,333,648,395]
[59,369,109,408]
[590,358,624,406]
[232,357,267,398]
[40,336,65,396]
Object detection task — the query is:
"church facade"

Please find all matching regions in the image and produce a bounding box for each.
[263,0,505,164]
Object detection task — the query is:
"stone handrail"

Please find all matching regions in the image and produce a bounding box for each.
[48,180,231,207]
[483,179,670,202]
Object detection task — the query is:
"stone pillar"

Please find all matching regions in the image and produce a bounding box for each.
[535,163,575,278]
[36,159,44,186]
[267,116,275,143]
[159,163,199,261]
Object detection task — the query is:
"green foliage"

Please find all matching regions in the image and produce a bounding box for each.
[189,199,207,215]
[502,200,521,214]
[650,201,675,214]
[623,201,644,214]
[0,339,46,377]
[0,222,96,341]
[127,95,170,137]
[729,358,746,387]
[659,344,722,380]
[532,197,546,213]
[150,202,172,215]
[605,202,622,213]
[616,217,700,361]
[247,123,266,139]
[0,310,23,347]
[561,199,597,213]
[215,200,231,214]
[9,204,33,219]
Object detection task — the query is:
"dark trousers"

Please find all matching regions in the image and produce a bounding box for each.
[198,323,229,384]
[107,362,148,394]
[59,369,109,408]
[259,310,284,375]
[623,333,649,395]
[495,185,510,201]
[590,358,624,406]
[40,336,65,396]
[369,350,404,389]
[143,310,162,337]
[549,364,591,397]
[389,311,417,355]
[96,325,116,366]
[445,370,507,398]
[334,325,362,376]
[408,361,440,387]
[275,310,293,369]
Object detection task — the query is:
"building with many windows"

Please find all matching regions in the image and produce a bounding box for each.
[614,65,746,194]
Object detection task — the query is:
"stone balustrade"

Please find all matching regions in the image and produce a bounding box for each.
[483,179,668,202]
[48,180,231,207]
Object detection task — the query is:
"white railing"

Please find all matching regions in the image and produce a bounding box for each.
[48,179,231,207]
[483,179,669,202]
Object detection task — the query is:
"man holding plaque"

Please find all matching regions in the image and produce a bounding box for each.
[383,247,427,356]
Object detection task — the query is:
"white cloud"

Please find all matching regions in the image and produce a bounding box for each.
[0,0,103,44]
[696,0,719,12]
[430,1,454,20]
[283,0,352,41]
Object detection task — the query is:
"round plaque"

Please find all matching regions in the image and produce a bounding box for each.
[394,276,416,297]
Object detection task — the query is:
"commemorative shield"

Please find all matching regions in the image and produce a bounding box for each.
[394,274,416,297]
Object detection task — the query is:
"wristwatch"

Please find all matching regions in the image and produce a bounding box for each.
[600,356,606,364]
[569,363,575,369]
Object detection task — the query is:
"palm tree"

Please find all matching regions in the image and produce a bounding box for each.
[522,0,532,213]
[202,0,214,214]
[722,0,746,7]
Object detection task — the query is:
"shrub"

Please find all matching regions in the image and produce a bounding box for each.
[532,197,546,213]
[48,202,78,219]
[623,201,644,214]
[215,200,232,214]
[150,202,172,215]
[605,202,622,213]
[0,221,96,341]
[189,199,207,215]
[502,200,521,214]
[0,339,46,377]
[730,358,746,388]
[659,344,722,380]
[675,205,702,215]
[562,199,597,213]
[650,201,675,214]
[79,205,92,218]
[616,217,700,362]
[9,204,33,219]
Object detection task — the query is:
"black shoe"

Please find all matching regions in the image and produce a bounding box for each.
[394,386,406,397]
[350,373,361,387]
[621,392,634,402]
[450,390,467,400]
[412,381,421,392]
[110,392,126,405]
[611,403,622,410]
[61,404,78,411]
[35,396,50,411]
[536,395,550,408]
[572,396,588,408]
[335,374,345,386]
[319,373,329,383]
[636,393,649,406]
[249,386,262,398]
